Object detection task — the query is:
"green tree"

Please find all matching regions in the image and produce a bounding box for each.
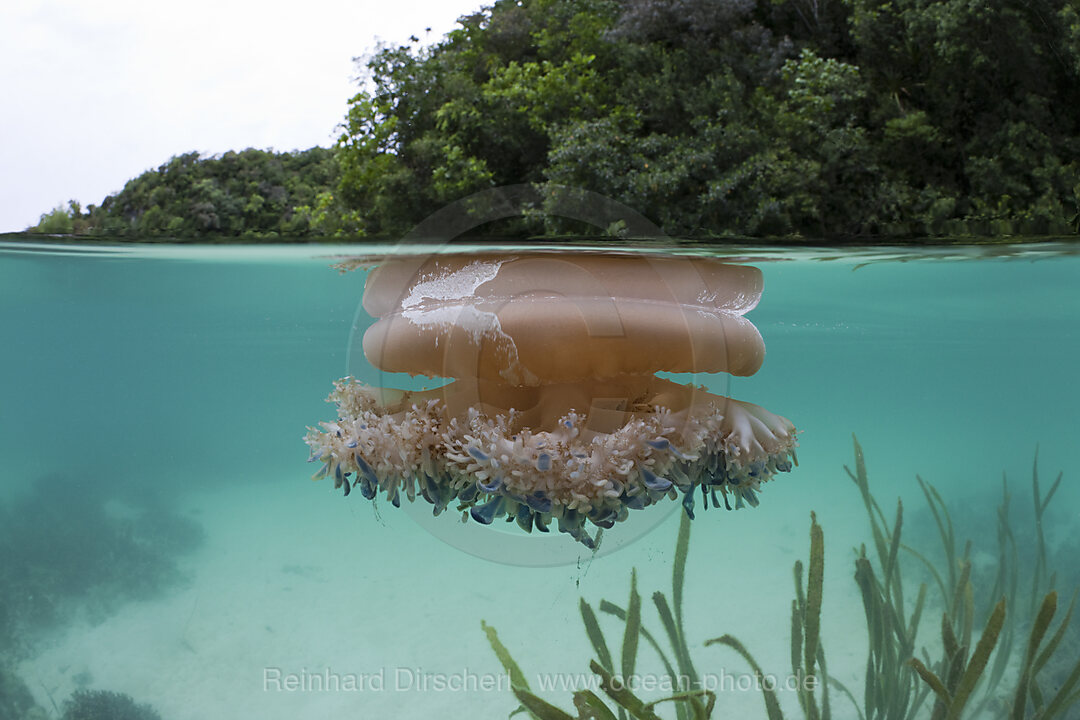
[32,204,75,234]
[330,0,1080,237]
[30,0,1080,239]
[43,147,339,240]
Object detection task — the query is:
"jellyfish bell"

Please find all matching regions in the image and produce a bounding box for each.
[361,254,766,384]
[305,252,797,551]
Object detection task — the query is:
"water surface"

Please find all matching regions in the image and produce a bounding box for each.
[1,238,1078,719]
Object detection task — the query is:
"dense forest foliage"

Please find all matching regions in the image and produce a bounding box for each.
[31,147,336,239]
[30,0,1080,239]
[330,0,1080,237]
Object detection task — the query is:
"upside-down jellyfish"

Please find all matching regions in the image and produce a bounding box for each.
[305,254,797,548]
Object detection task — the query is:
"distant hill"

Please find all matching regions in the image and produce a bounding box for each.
[29,147,337,240]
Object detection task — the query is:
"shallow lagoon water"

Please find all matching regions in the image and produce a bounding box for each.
[1,238,1078,719]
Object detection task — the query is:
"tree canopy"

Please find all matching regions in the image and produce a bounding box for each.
[29,147,336,240]
[329,0,1080,238]
[28,0,1080,240]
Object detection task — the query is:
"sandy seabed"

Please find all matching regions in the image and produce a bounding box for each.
[19,468,876,720]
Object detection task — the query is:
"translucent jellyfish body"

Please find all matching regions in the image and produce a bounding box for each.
[305,254,797,548]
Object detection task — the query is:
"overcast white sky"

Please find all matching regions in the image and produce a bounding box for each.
[0,0,482,232]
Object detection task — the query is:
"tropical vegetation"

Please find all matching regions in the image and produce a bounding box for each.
[29,148,336,240]
[482,438,1080,720]
[28,0,1080,240]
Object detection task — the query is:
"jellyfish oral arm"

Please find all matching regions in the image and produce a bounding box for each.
[305,376,797,547]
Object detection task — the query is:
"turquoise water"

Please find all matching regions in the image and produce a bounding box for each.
[1,239,1078,719]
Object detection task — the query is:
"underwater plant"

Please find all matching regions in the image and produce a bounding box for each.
[797,438,1080,720]
[306,254,797,548]
[844,437,932,720]
[883,443,1080,720]
[0,664,49,720]
[907,589,1080,720]
[481,438,1080,720]
[707,513,829,720]
[60,689,163,720]
[0,475,204,657]
[483,512,718,719]
[482,510,828,720]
